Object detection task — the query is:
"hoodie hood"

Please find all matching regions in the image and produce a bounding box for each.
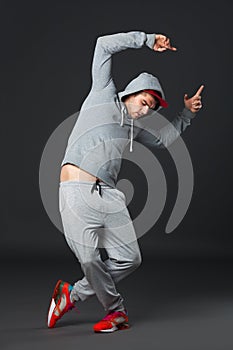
[118,72,167,153]
[118,72,167,111]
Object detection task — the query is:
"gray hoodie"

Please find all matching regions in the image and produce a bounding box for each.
[61,31,195,188]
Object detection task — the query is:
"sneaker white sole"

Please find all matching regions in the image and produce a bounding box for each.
[96,326,118,333]
[47,298,56,327]
[95,323,130,333]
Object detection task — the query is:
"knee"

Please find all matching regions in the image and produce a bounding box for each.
[81,253,101,272]
[132,252,142,270]
[134,253,142,268]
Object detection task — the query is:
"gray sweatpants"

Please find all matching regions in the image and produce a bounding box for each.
[59,180,142,312]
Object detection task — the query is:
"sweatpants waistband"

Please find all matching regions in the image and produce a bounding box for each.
[60,180,112,187]
[59,180,115,196]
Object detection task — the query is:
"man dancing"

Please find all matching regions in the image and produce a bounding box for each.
[47,31,203,333]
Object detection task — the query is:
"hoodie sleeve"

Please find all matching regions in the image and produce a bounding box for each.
[91,32,156,91]
[135,108,196,149]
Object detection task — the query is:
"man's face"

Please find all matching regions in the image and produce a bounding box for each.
[124,92,158,119]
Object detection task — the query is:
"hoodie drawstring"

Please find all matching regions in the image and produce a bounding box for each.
[119,106,134,153]
[120,106,125,126]
[130,119,134,152]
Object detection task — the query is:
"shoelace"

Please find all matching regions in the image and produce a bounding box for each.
[103,311,125,321]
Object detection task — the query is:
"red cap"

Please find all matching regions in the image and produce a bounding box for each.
[143,89,168,108]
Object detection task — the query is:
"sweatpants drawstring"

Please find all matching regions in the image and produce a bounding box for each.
[91,179,102,197]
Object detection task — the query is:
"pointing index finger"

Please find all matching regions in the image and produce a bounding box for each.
[165,45,177,51]
[195,85,205,96]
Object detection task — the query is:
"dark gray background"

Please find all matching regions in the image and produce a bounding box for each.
[4,0,232,259]
[2,1,233,349]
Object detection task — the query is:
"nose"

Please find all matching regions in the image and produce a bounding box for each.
[142,105,149,115]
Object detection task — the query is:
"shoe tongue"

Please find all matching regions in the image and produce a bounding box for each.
[103,311,122,321]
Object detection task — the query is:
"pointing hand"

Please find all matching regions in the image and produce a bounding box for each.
[184,85,205,113]
[153,34,177,52]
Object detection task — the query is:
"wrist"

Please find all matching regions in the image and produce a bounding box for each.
[146,33,157,49]
[182,107,196,119]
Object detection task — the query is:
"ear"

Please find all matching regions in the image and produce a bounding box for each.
[124,94,135,102]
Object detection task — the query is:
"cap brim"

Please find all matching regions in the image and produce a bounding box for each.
[144,89,168,108]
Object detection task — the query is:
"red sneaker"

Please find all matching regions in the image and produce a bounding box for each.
[93,311,129,333]
[47,280,75,328]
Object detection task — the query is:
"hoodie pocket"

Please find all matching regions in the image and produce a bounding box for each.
[115,189,126,203]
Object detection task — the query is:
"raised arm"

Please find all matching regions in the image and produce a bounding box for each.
[91,31,176,91]
[135,85,204,149]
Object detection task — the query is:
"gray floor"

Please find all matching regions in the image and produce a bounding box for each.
[2,257,233,350]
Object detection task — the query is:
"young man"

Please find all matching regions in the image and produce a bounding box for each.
[47,31,203,333]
